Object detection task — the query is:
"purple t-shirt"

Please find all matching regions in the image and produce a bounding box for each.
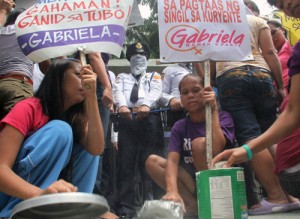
[168,111,235,175]
[288,40,300,77]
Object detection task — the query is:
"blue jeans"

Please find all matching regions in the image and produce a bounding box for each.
[216,66,277,145]
[0,120,99,217]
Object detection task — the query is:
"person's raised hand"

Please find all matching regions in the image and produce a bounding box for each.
[203,86,217,111]
[80,65,97,97]
[0,0,15,14]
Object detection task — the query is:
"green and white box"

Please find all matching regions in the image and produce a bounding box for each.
[196,168,248,219]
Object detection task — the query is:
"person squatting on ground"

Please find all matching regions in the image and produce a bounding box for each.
[145,75,235,217]
[212,0,300,207]
[0,59,105,218]
[72,52,113,198]
[112,42,165,218]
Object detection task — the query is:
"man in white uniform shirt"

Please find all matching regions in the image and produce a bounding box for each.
[159,63,192,129]
[113,42,165,218]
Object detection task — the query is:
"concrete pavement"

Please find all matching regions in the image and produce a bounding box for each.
[248,211,300,218]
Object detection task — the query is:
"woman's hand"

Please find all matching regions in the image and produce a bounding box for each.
[210,147,248,169]
[162,191,186,213]
[203,86,217,111]
[40,179,78,196]
[0,0,15,14]
[80,65,97,97]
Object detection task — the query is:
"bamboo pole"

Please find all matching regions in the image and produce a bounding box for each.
[204,60,213,169]
[78,46,87,66]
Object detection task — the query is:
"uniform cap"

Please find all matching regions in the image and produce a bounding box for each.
[126,42,150,61]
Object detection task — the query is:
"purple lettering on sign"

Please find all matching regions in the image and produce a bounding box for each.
[17,24,125,56]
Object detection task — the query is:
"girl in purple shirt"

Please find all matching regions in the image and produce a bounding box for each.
[145,75,234,217]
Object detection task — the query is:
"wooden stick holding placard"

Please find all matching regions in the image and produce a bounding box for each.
[204,60,213,169]
[78,46,92,90]
[78,46,87,66]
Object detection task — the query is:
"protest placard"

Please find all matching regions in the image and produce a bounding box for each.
[15,0,143,27]
[158,0,252,62]
[274,11,300,46]
[15,0,134,63]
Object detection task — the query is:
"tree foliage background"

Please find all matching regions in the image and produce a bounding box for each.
[124,0,159,59]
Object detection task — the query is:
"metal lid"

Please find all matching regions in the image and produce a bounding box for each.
[11,193,109,219]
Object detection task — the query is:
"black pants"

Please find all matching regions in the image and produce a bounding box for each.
[164,109,187,130]
[117,113,165,216]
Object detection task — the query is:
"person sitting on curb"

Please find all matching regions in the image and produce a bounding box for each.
[145,74,235,217]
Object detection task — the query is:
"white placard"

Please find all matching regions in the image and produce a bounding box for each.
[15,0,134,63]
[158,0,252,62]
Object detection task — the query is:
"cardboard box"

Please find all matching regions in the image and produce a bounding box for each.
[196,168,248,219]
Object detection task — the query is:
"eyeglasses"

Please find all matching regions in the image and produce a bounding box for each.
[271,27,280,37]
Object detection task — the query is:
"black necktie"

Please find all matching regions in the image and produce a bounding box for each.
[130,82,139,103]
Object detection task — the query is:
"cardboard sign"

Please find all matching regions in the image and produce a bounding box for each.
[15,0,144,27]
[158,0,252,62]
[15,0,134,63]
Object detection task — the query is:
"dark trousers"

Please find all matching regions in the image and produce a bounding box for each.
[217,66,278,207]
[98,121,119,212]
[117,113,165,216]
[93,82,110,195]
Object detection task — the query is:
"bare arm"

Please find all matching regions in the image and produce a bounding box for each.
[259,27,286,103]
[81,66,104,155]
[193,62,204,78]
[164,152,180,194]
[203,86,226,154]
[211,74,300,167]
[88,52,113,108]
